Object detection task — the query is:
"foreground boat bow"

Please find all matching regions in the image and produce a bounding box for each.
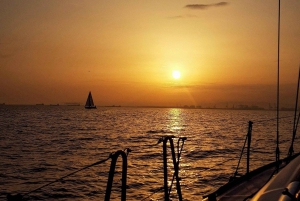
[252,154,300,201]
[203,153,300,201]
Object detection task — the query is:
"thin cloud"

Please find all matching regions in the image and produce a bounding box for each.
[166,82,215,89]
[185,2,228,10]
[168,14,198,19]
[168,15,184,19]
[215,2,228,6]
[170,83,274,90]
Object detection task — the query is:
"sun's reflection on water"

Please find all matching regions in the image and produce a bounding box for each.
[166,108,185,134]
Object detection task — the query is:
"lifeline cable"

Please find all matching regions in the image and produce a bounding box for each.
[22,154,111,198]
[200,115,293,137]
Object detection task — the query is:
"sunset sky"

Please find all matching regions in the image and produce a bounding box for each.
[0,0,300,107]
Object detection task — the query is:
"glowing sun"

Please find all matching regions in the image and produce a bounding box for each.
[172,70,181,79]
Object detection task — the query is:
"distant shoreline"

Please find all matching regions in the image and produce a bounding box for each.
[0,104,296,111]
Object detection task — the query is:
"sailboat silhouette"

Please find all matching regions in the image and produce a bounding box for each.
[85,91,97,109]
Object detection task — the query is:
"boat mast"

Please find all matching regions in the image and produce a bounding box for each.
[276,0,280,166]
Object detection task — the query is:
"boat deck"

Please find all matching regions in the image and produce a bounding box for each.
[204,154,300,201]
[216,166,277,201]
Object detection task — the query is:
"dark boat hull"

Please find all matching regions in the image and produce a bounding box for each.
[85,106,97,109]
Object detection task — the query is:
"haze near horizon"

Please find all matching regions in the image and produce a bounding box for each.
[0,0,300,107]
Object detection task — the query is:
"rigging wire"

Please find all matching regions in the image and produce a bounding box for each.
[289,65,300,157]
[233,130,249,178]
[275,0,281,168]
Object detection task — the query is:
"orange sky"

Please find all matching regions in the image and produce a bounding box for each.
[0,0,300,107]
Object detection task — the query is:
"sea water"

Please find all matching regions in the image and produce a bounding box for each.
[0,105,299,200]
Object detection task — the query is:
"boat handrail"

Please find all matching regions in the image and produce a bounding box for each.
[105,149,131,201]
[160,136,187,201]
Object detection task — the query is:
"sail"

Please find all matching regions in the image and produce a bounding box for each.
[85,92,96,109]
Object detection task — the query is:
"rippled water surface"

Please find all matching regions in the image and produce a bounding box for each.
[0,106,299,200]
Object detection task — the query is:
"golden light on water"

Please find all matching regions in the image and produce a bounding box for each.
[167,108,182,131]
